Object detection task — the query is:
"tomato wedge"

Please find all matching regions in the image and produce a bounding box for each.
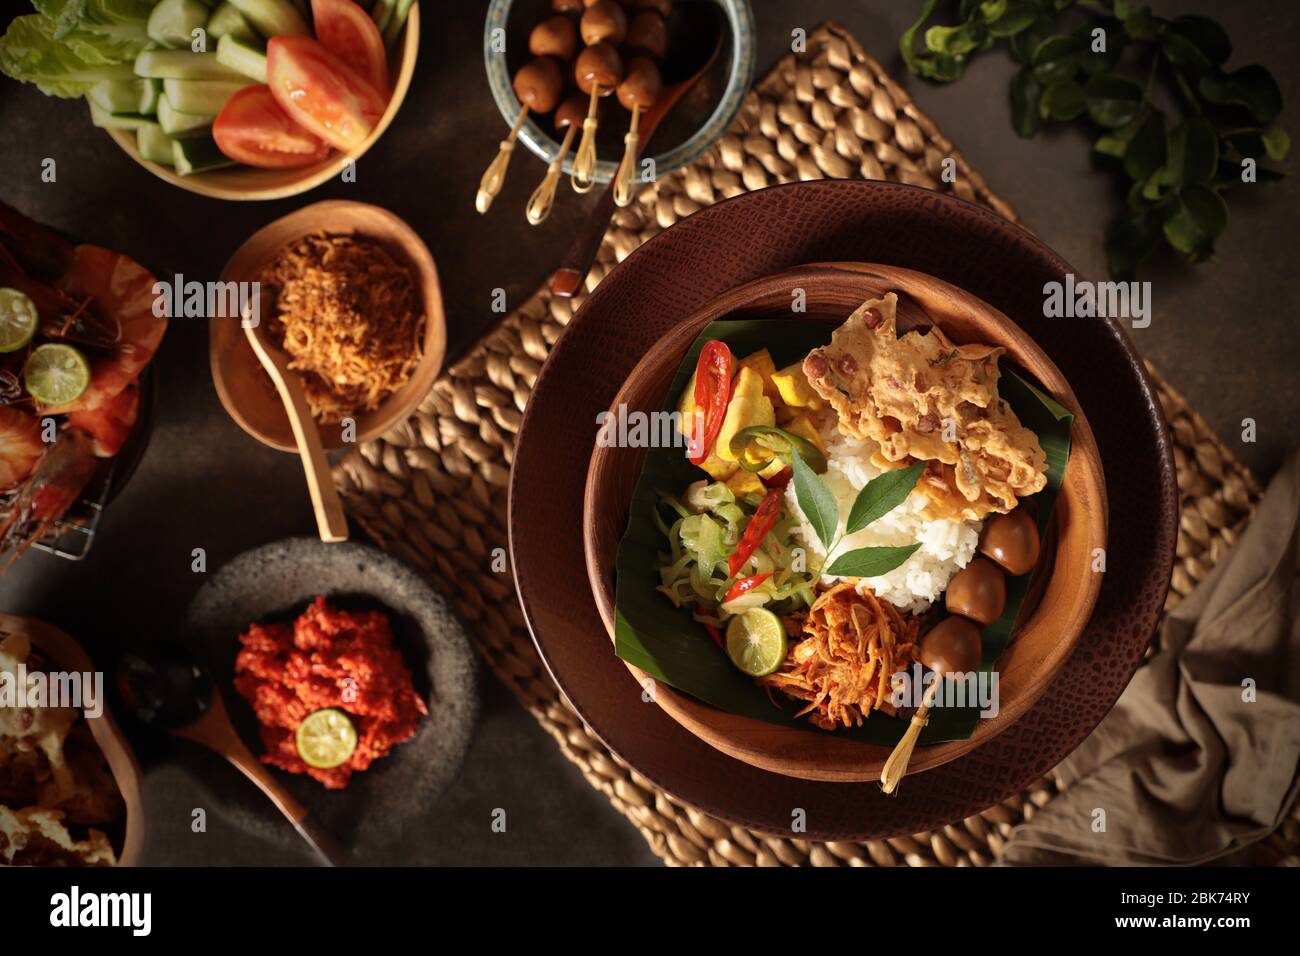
[687,341,733,465]
[311,0,389,95]
[724,572,773,604]
[266,35,388,153]
[728,490,783,576]
[212,85,331,168]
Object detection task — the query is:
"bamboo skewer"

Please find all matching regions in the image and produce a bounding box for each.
[570,84,602,194]
[528,124,579,224]
[476,103,528,215]
[613,102,641,207]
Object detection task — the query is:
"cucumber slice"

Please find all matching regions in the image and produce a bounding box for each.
[136,124,178,166]
[207,2,257,42]
[148,0,210,49]
[88,102,155,131]
[226,0,309,38]
[140,78,162,115]
[383,0,414,49]
[173,135,236,176]
[215,34,267,83]
[158,95,214,134]
[370,0,396,36]
[135,50,247,81]
[162,77,251,115]
[87,78,154,115]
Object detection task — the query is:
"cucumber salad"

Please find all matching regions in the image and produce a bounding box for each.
[0,0,415,175]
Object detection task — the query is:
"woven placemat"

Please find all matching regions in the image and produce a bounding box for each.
[334,22,1297,866]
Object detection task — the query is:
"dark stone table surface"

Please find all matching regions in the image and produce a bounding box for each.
[0,0,1294,864]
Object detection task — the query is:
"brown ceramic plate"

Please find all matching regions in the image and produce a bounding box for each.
[0,614,144,866]
[583,264,1108,781]
[509,180,1176,840]
[211,200,446,452]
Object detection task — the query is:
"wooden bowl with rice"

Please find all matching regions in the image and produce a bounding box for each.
[211,200,445,452]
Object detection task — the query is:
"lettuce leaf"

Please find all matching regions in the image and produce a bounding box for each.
[0,1,154,98]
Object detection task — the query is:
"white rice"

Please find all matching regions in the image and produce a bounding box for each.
[784,417,982,614]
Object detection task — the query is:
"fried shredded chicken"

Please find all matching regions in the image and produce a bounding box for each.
[802,293,1048,521]
[759,583,918,730]
[258,233,425,424]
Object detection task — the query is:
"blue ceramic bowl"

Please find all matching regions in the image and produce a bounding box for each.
[484,0,755,184]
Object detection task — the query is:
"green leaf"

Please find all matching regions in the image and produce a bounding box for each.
[1262,127,1290,162]
[987,1,1038,38]
[845,462,924,535]
[1200,65,1283,124]
[1010,65,1043,137]
[1161,15,1231,70]
[1124,110,1167,183]
[1009,14,1054,63]
[1123,6,1160,41]
[1040,79,1085,120]
[1084,73,1142,128]
[1094,133,1128,158]
[826,544,923,578]
[1107,203,1167,280]
[899,0,944,76]
[915,51,966,82]
[1163,115,1218,187]
[1078,19,1124,75]
[1031,34,1083,85]
[979,0,1007,22]
[790,446,838,552]
[1162,184,1228,260]
[925,23,984,56]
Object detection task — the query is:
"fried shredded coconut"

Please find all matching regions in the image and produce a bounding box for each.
[257,233,424,424]
[759,583,918,730]
[802,292,1048,521]
[233,597,428,789]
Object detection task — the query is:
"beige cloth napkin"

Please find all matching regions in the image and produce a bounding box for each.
[1003,450,1300,866]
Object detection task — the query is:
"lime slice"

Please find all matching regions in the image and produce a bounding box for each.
[0,288,39,354]
[725,608,788,677]
[295,708,358,769]
[24,343,91,405]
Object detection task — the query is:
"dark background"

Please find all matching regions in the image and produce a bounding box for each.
[0,1,1295,865]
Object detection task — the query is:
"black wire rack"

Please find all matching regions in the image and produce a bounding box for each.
[27,460,116,562]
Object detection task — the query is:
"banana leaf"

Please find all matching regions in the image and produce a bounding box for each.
[613,318,1073,746]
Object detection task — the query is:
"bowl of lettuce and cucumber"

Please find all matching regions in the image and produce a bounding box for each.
[0,0,419,200]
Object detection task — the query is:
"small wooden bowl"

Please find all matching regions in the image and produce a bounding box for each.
[0,614,145,867]
[212,200,445,452]
[583,264,1108,782]
[106,6,420,201]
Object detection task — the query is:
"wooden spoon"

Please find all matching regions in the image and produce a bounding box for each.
[243,318,348,543]
[550,2,724,298]
[117,642,347,866]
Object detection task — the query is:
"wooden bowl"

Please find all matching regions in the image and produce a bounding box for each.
[211,199,445,452]
[0,614,145,867]
[583,264,1107,782]
[106,6,420,201]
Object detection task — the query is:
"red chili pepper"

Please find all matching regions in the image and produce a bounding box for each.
[724,572,773,604]
[687,341,733,465]
[764,467,793,489]
[703,622,723,648]
[728,489,783,576]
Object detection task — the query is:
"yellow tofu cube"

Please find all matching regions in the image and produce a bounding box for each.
[784,414,826,454]
[736,349,781,403]
[725,470,765,497]
[716,367,775,462]
[772,362,824,410]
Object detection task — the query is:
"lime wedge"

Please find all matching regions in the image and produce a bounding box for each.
[295,708,358,769]
[725,608,788,677]
[24,343,91,405]
[0,288,39,354]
